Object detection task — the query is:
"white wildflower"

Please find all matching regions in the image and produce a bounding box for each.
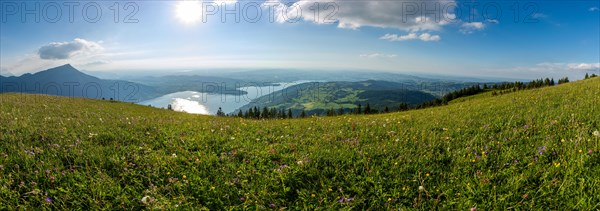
[140,195,154,205]
[593,130,600,137]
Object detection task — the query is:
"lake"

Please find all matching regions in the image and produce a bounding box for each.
[138,81,310,115]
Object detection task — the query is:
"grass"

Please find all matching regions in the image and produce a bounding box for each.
[0,78,599,209]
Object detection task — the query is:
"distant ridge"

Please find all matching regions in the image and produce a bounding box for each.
[0,64,159,102]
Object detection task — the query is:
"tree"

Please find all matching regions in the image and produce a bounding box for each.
[338,107,345,115]
[253,107,260,119]
[399,103,409,111]
[237,110,243,118]
[262,107,270,119]
[287,109,293,119]
[300,110,307,118]
[167,104,173,110]
[585,73,589,79]
[364,103,371,114]
[216,107,225,116]
[558,77,569,84]
[327,108,337,116]
[384,106,389,113]
[356,104,362,114]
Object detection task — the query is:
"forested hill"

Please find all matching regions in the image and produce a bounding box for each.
[235,80,438,116]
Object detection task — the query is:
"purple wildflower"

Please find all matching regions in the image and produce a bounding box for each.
[337,197,354,203]
[269,203,276,208]
[45,197,52,203]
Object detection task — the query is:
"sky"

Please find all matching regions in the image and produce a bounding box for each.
[1,0,599,79]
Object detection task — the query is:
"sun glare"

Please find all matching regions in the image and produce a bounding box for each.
[175,1,203,24]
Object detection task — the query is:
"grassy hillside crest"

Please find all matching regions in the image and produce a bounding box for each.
[0,78,599,209]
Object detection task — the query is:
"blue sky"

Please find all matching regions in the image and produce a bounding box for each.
[1,0,599,79]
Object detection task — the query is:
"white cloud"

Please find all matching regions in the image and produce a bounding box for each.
[567,63,600,71]
[359,53,397,58]
[512,62,600,73]
[531,13,547,19]
[262,0,456,31]
[380,33,441,42]
[459,22,485,34]
[486,19,499,24]
[38,38,103,60]
[589,7,599,12]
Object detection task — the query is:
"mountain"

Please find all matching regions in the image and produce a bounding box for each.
[236,80,438,115]
[0,64,160,102]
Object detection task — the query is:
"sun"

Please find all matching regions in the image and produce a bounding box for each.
[175,1,203,24]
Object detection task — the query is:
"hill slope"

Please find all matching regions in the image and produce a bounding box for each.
[0,78,599,209]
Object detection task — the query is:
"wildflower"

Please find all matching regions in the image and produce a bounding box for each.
[579,149,582,153]
[589,149,593,154]
[141,196,154,205]
[311,193,316,198]
[593,131,600,137]
[337,197,353,203]
[470,208,476,211]
[172,153,177,158]
[522,193,529,199]
[182,175,187,180]
[425,173,430,177]
[240,197,246,202]
[269,203,276,208]
[45,197,52,203]
[418,186,425,191]
[553,162,561,167]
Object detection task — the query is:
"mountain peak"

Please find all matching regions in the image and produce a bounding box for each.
[29,64,100,81]
[49,64,78,72]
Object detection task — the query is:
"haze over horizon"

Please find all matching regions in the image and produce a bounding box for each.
[1,0,599,80]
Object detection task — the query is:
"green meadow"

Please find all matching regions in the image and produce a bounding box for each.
[0,78,599,209]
